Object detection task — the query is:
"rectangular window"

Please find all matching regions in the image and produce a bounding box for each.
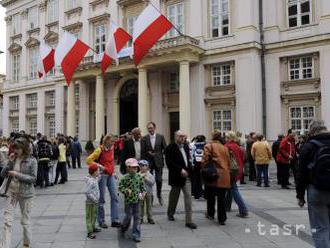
[47,115,56,138]
[67,0,79,10]
[290,106,314,133]
[48,0,59,23]
[29,47,39,80]
[46,91,55,106]
[213,110,232,131]
[212,63,232,86]
[27,93,38,109]
[10,96,19,110]
[11,14,21,36]
[28,6,38,30]
[168,72,179,92]
[11,118,19,133]
[210,0,229,38]
[74,84,79,107]
[289,56,313,80]
[288,0,311,28]
[127,16,136,47]
[29,117,38,137]
[167,3,184,38]
[95,24,106,54]
[12,54,20,82]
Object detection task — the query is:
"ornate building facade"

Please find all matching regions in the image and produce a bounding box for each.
[1,0,330,142]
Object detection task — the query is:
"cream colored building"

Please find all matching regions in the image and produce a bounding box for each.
[0,73,5,136]
[1,0,330,142]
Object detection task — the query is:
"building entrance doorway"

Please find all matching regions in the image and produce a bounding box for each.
[119,79,138,135]
[169,112,180,143]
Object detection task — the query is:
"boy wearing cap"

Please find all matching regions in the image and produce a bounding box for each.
[139,160,155,224]
[85,163,101,239]
[119,158,146,242]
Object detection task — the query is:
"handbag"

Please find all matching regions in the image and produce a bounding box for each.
[0,176,12,198]
[201,144,219,183]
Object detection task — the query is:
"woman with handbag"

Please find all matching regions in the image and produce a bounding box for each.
[0,136,38,248]
[202,130,231,225]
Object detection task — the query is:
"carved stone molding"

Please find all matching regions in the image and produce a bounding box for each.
[117,0,148,7]
[44,31,59,43]
[89,0,109,10]
[4,15,12,24]
[8,42,22,53]
[10,34,22,40]
[39,1,47,12]
[63,22,83,32]
[25,37,40,48]
[46,21,59,29]
[21,9,28,19]
[88,13,110,24]
[65,6,83,18]
[27,28,41,35]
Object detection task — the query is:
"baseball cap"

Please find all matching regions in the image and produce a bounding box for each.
[138,160,149,167]
[125,158,139,167]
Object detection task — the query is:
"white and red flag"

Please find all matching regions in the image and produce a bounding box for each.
[101,20,131,75]
[133,4,173,65]
[38,41,55,78]
[55,32,90,85]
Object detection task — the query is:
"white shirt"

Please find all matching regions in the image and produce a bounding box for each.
[133,138,141,160]
[179,145,188,167]
[150,134,156,150]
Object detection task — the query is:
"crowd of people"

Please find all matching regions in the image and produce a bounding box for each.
[0,120,329,247]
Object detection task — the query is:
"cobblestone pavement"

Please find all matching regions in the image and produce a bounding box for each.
[0,162,314,248]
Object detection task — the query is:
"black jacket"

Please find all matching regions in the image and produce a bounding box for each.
[296,132,330,200]
[141,134,167,169]
[272,140,281,161]
[165,143,192,187]
[120,138,141,174]
[37,140,52,160]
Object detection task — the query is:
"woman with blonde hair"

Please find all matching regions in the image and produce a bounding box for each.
[86,134,121,229]
[0,136,38,248]
[202,130,231,225]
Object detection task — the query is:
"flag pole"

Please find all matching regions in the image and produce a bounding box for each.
[147,1,185,37]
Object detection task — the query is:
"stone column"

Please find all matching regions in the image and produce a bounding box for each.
[66,82,76,137]
[37,90,45,134]
[95,74,105,140]
[138,67,149,134]
[179,61,191,138]
[55,84,65,134]
[79,80,90,141]
[2,95,9,137]
[19,93,26,131]
[112,97,119,135]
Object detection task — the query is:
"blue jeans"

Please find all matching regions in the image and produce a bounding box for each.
[307,185,330,248]
[256,164,269,186]
[225,183,248,215]
[121,203,141,240]
[98,174,120,225]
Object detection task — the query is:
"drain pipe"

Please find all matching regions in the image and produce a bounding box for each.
[259,0,267,137]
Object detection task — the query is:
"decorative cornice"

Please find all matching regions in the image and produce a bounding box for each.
[89,0,109,8]
[4,15,12,23]
[27,28,41,35]
[20,9,28,19]
[63,22,83,32]
[10,33,22,40]
[8,42,22,53]
[204,96,236,107]
[88,13,110,23]
[117,0,148,7]
[25,37,40,48]
[281,91,321,101]
[205,84,235,94]
[46,21,59,28]
[44,31,59,43]
[0,0,18,7]
[65,6,83,17]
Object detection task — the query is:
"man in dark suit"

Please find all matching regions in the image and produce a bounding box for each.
[141,122,167,206]
[165,130,197,229]
[120,128,142,174]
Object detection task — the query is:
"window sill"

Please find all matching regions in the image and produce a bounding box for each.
[282,78,320,85]
[46,21,59,28]
[10,33,22,40]
[204,34,234,42]
[27,28,40,35]
[205,84,235,93]
[281,23,318,33]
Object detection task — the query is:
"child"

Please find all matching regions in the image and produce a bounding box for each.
[138,160,155,224]
[119,158,146,243]
[85,163,101,239]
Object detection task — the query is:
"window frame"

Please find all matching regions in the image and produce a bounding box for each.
[47,91,56,106]
[289,106,315,134]
[11,14,21,36]
[210,0,230,38]
[94,24,106,61]
[211,63,232,86]
[287,0,312,28]
[212,109,233,132]
[11,118,19,133]
[167,2,185,38]
[10,96,19,110]
[66,0,80,10]
[47,0,59,24]
[28,6,39,30]
[27,93,38,109]
[29,47,39,80]
[288,55,314,81]
[29,117,38,137]
[12,53,20,82]
[47,115,56,138]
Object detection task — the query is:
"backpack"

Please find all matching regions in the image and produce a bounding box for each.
[201,144,219,183]
[193,142,205,163]
[229,150,239,185]
[308,140,330,191]
[38,142,52,159]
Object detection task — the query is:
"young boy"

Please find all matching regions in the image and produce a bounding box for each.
[138,160,155,224]
[85,163,101,239]
[119,158,146,243]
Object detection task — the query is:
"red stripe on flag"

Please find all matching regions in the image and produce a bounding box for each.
[115,28,132,52]
[61,40,89,85]
[134,15,172,65]
[101,53,112,75]
[43,49,55,75]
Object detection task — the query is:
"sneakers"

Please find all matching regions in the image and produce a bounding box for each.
[87,233,96,239]
[168,216,175,221]
[93,228,101,233]
[236,213,249,218]
[111,222,121,228]
[148,219,155,224]
[158,197,164,206]
[185,223,197,229]
[205,213,215,220]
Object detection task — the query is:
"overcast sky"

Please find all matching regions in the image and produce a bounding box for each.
[0,6,6,75]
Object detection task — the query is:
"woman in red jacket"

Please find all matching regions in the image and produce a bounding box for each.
[224,131,249,218]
